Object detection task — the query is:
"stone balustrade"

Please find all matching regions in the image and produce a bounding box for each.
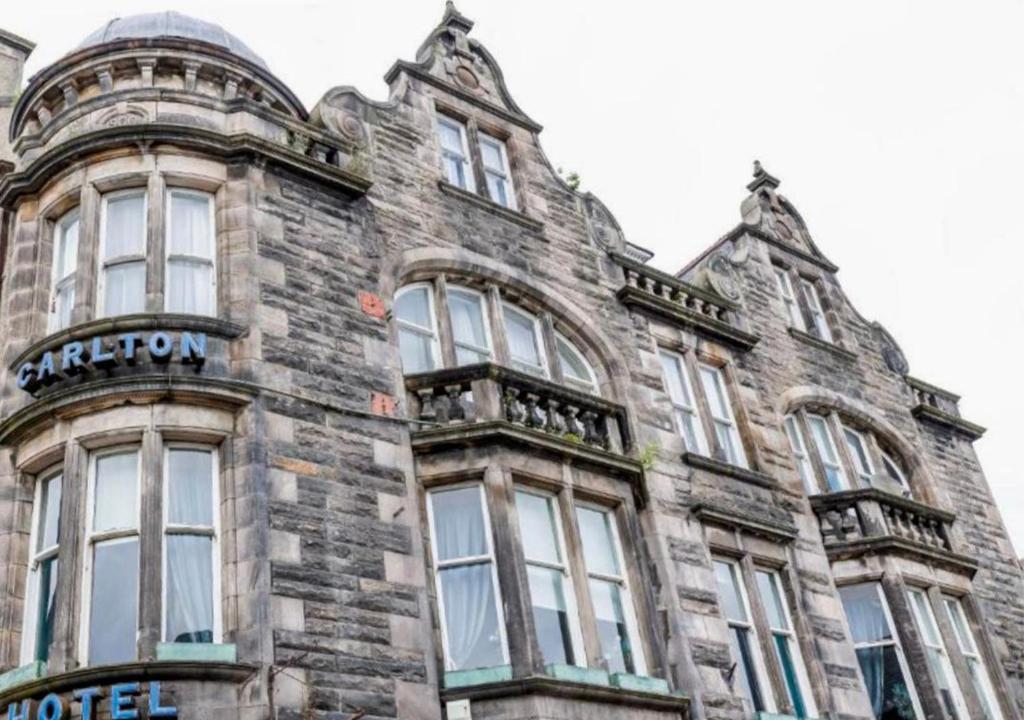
[404,363,631,455]
[905,376,986,440]
[621,264,731,323]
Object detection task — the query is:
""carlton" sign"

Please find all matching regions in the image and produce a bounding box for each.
[5,680,177,719]
[16,330,207,394]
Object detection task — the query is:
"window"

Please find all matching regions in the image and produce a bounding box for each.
[714,559,774,713]
[943,597,1004,720]
[163,447,219,644]
[907,589,968,720]
[514,489,583,666]
[448,286,493,365]
[755,570,817,719]
[82,449,141,665]
[839,583,922,720]
[503,304,547,377]
[843,426,874,488]
[395,285,440,373]
[799,279,833,342]
[658,350,707,455]
[880,450,909,491]
[21,469,62,664]
[50,210,79,332]
[479,134,516,209]
[576,505,645,675]
[426,485,507,671]
[165,190,216,315]
[806,414,847,492]
[783,415,815,494]
[438,116,474,191]
[556,333,598,394]
[773,267,805,332]
[97,191,147,318]
[698,364,747,468]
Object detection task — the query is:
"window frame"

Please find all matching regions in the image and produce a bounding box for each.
[799,278,833,343]
[164,188,217,316]
[478,132,517,210]
[395,282,442,374]
[20,466,63,665]
[880,449,910,491]
[942,596,1005,720]
[49,209,80,332]
[447,284,495,366]
[555,332,599,395]
[783,415,816,494]
[437,114,476,193]
[806,413,848,492]
[161,444,222,645]
[502,302,549,378]
[425,482,510,672]
[96,189,149,319]
[907,588,970,720]
[842,425,875,488]
[773,266,806,332]
[698,363,748,469]
[79,445,143,666]
[658,349,708,456]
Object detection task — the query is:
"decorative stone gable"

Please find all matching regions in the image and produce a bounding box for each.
[741,161,827,259]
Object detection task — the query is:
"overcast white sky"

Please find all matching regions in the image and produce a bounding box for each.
[5,1,1021,554]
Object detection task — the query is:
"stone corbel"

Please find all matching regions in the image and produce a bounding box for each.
[137,58,157,87]
[183,61,202,92]
[95,64,114,92]
[60,80,78,108]
[223,72,243,100]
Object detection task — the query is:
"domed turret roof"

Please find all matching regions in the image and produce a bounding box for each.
[75,11,267,68]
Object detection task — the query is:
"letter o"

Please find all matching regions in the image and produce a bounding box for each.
[148,332,174,363]
[37,694,65,720]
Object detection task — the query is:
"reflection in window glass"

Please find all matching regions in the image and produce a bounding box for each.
[438,116,474,191]
[89,538,139,665]
[23,471,62,664]
[784,415,816,494]
[756,570,815,719]
[479,134,516,209]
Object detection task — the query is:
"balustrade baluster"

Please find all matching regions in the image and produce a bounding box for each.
[503,386,525,424]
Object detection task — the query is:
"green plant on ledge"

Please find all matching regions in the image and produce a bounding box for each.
[638,441,660,470]
[563,432,583,444]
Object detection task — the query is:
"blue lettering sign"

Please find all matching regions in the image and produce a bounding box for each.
[36,695,63,720]
[73,687,100,720]
[148,682,177,718]
[110,683,139,720]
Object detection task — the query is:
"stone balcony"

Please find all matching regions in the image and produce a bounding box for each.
[906,376,986,440]
[810,488,977,574]
[612,254,759,351]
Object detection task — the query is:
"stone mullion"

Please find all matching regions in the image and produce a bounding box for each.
[432,275,457,369]
[739,556,790,715]
[137,428,163,660]
[927,586,986,720]
[51,439,87,672]
[464,119,488,202]
[864,432,889,489]
[559,485,602,669]
[73,185,100,327]
[146,172,165,313]
[485,285,510,367]
[540,312,563,383]
[780,550,832,717]
[617,494,665,680]
[959,594,1020,720]
[30,213,54,337]
[880,572,945,720]
[795,410,827,495]
[719,362,760,470]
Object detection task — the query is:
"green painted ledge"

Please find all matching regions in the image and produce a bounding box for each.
[155,642,237,663]
[0,662,45,693]
[610,672,670,694]
[444,665,513,688]
[544,664,610,686]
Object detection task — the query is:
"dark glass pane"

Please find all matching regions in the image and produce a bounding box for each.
[856,645,918,720]
[88,539,138,665]
[35,558,58,662]
[774,633,807,718]
[527,565,574,666]
[729,627,764,711]
[589,578,633,674]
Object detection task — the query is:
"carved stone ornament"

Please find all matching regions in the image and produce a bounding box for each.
[706,252,741,301]
[873,322,910,375]
[454,64,480,90]
[97,105,149,128]
[320,105,366,143]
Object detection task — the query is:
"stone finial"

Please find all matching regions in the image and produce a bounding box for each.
[747,158,780,192]
[442,0,474,35]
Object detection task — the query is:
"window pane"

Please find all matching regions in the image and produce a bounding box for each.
[486,173,510,207]
[93,452,138,532]
[34,558,58,663]
[169,192,213,257]
[527,565,574,666]
[38,473,62,551]
[168,449,214,526]
[755,571,788,630]
[443,156,467,188]
[844,429,873,477]
[449,290,490,357]
[774,633,807,718]
[439,563,503,670]
[856,645,919,720]
[399,328,436,373]
[699,366,729,419]
[438,121,464,154]
[714,561,747,623]
[165,535,214,643]
[103,261,146,316]
[54,282,75,331]
[431,487,488,562]
[729,626,765,711]
[589,578,634,674]
[57,214,79,280]
[89,538,139,665]
[882,453,907,487]
[909,591,940,645]
[504,307,543,374]
[808,416,837,463]
[839,583,893,644]
[167,260,214,315]
[103,194,145,258]
[659,352,692,406]
[943,599,975,654]
[395,287,433,329]
[576,507,619,577]
[515,491,561,565]
[675,410,703,454]
[557,337,593,387]
[480,139,503,170]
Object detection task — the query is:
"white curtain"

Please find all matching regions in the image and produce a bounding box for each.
[170,193,213,257]
[168,450,213,525]
[504,310,540,368]
[94,451,138,532]
[103,262,146,316]
[167,260,213,315]
[104,194,145,258]
[449,293,486,349]
[166,535,214,643]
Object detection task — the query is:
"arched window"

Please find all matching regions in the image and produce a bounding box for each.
[556,333,598,394]
[395,284,440,374]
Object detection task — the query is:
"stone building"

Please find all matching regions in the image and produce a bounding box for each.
[0,6,1019,720]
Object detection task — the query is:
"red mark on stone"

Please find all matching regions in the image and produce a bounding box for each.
[359,291,386,319]
[371,392,398,416]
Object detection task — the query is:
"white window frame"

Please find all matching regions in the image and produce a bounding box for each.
[479,133,517,210]
[575,501,647,676]
[96,189,148,319]
[799,278,833,343]
[783,415,816,494]
[773,267,806,332]
[164,189,217,316]
[714,558,776,714]
[161,444,222,644]
[880,450,910,492]
[942,596,1005,720]
[514,487,586,667]
[447,285,494,365]
[502,303,549,378]
[907,588,970,720]
[425,483,509,671]
[755,569,818,719]
[79,446,143,666]
[806,414,848,492]
[437,115,476,192]
[658,350,708,456]
[698,364,748,468]
[840,582,925,720]
[49,209,79,332]
[395,283,441,373]
[20,467,62,665]
[842,425,875,488]
[555,332,599,395]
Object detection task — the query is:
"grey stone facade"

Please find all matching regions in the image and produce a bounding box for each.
[0,6,1018,720]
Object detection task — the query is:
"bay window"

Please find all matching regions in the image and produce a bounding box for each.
[714,559,773,714]
[165,190,216,315]
[698,364,747,468]
[50,210,79,332]
[448,286,492,365]
[839,582,922,720]
[479,134,516,209]
[395,284,441,373]
[658,350,707,455]
[21,469,62,664]
[437,115,474,191]
[755,569,817,718]
[943,597,1004,720]
[503,304,547,377]
[97,191,147,318]
[907,589,968,719]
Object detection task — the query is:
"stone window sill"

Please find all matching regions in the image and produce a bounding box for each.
[683,452,776,488]
[787,327,857,361]
[438,179,545,232]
